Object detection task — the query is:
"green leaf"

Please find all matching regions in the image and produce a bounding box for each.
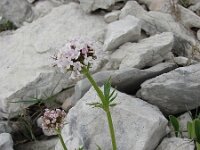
[104,79,111,101]
[78,146,84,150]
[109,103,117,107]
[196,142,200,150]
[169,115,180,137]
[195,119,200,143]
[87,102,103,109]
[96,144,102,150]
[187,121,193,139]
[109,89,116,99]
[109,93,117,103]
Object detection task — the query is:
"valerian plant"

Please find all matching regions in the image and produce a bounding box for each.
[52,38,118,150]
[41,108,68,150]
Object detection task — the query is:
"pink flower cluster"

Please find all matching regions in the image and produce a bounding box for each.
[41,109,66,132]
[53,38,97,78]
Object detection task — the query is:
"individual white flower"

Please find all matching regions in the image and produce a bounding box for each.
[71,49,80,60]
[73,62,83,72]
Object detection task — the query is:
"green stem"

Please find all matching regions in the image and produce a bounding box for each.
[83,67,105,103]
[56,129,68,150]
[105,108,117,150]
[196,142,200,150]
[83,67,117,150]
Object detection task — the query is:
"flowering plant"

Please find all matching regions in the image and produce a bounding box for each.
[52,38,117,150]
[41,109,68,150]
[52,38,97,79]
[41,108,66,133]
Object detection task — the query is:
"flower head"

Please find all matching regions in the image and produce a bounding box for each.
[41,108,66,134]
[52,38,98,78]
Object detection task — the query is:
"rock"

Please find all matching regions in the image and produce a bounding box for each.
[138,0,200,29]
[15,137,58,150]
[136,0,175,13]
[118,3,198,56]
[137,63,200,114]
[189,2,200,16]
[79,0,126,13]
[0,133,13,150]
[111,32,174,69]
[190,0,200,5]
[55,88,168,150]
[73,62,177,103]
[119,4,197,56]
[0,121,11,134]
[104,11,120,23]
[0,3,107,118]
[104,15,141,51]
[54,87,74,104]
[178,5,200,29]
[32,0,59,19]
[173,56,197,66]
[197,29,200,41]
[139,11,196,56]
[0,0,34,27]
[156,137,194,150]
[119,1,147,19]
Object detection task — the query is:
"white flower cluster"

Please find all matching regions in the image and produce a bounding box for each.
[41,109,66,133]
[53,38,97,78]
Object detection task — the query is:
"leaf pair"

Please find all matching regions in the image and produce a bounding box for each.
[103,78,117,108]
[88,78,117,110]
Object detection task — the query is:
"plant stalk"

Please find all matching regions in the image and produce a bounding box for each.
[83,68,105,102]
[83,68,117,150]
[56,129,68,150]
[196,142,200,150]
[105,108,117,150]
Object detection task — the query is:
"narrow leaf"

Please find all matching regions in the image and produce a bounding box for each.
[195,119,200,143]
[187,121,193,139]
[169,115,180,137]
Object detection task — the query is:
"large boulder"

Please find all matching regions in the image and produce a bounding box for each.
[56,88,168,150]
[0,3,107,118]
[111,32,174,69]
[0,0,34,27]
[103,15,141,51]
[137,63,200,114]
